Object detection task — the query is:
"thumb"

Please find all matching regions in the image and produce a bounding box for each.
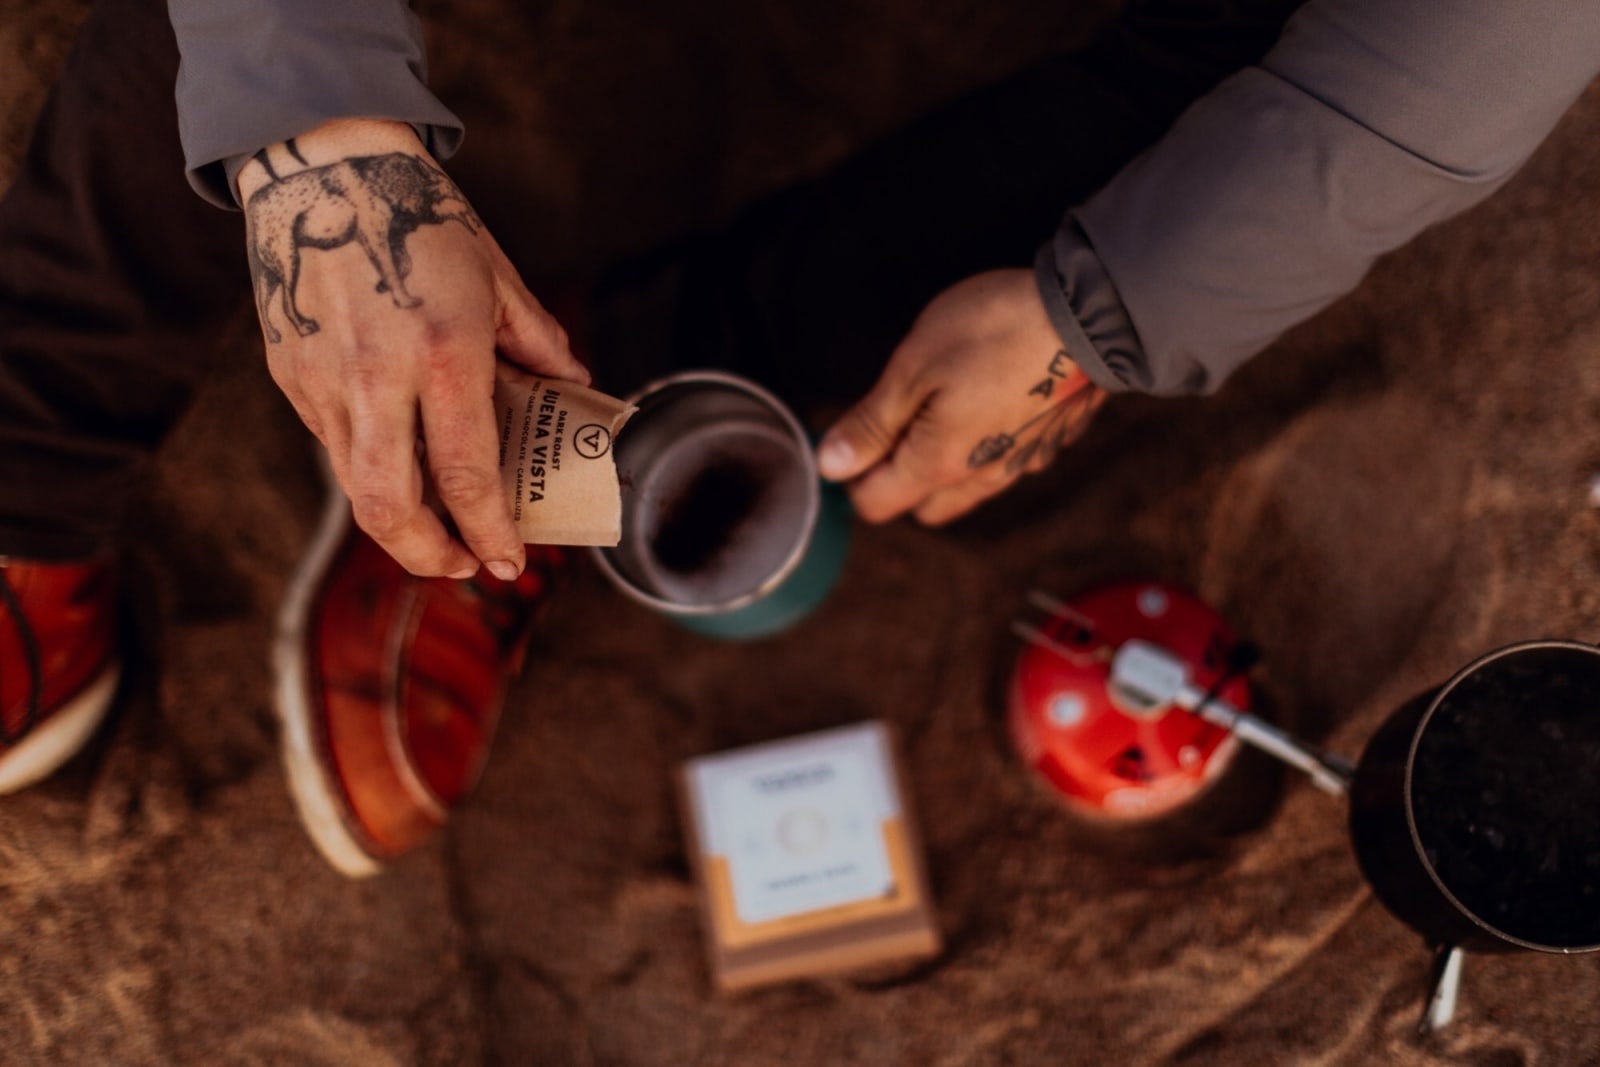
[492,261,592,387]
[817,364,921,482]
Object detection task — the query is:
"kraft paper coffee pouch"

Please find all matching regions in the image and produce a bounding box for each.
[493,365,635,545]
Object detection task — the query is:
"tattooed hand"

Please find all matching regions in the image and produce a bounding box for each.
[237,119,589,579]
[817,269,1105,525]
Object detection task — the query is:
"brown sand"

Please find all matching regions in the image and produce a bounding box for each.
[4,1,1600,1063]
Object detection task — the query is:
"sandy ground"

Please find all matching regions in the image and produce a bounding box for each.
[5,1,1600,1064]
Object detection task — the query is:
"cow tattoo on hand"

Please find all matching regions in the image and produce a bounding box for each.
[244,147,483,343]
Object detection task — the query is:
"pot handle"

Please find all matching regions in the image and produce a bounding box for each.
[1418,944,1465,1034]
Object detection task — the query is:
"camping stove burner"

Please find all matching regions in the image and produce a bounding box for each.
[1007,581,1249,821]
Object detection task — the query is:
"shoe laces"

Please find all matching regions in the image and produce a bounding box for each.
[0,569,42,746]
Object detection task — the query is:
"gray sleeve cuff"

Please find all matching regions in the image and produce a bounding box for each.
[169,0,465,208]
[1042,0,1600,398]
[1034,221,1156,396]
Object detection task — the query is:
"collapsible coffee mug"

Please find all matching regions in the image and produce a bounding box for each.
[591,370,851,640]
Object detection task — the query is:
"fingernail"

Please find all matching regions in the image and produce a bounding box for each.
[449,565,479,581]
[486,559,521,582]
[817,436,855,480]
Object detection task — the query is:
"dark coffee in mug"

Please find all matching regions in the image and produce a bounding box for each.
[631,419,812,607]
[593,371,851,639]
[1408,644,1600,948]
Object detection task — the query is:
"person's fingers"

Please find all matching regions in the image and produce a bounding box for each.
[266,357,335,445]
[816,353,924,482]
[315,409,356,516]
[914,465,1019,526]
[490,250,591,385]
[418,344,525,581]
[344,373,479,578]
[269,360,356,502]
[844,418,967,524]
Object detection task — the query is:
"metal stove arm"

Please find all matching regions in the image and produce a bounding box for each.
[1109,641,1354,796]
[1183,688,1354,796]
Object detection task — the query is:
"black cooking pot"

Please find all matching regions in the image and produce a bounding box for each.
[1349,640,1600,955]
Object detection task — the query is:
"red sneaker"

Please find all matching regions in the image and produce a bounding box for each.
[274,490,564,878]
[0,557,120,793]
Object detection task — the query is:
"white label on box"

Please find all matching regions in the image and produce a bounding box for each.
[689,723,900,925]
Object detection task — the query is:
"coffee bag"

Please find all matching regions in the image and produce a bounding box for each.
[493,365,635,545]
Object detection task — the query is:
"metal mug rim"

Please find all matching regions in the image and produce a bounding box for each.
[588,369,823,617]
[1401,637,1600,954]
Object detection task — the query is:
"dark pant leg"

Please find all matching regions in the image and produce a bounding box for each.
[593,1,1304,415]
[0,0,248,561]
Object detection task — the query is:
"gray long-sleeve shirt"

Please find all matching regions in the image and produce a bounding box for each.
[1039,0,1600,396]
[168,0,1600,396]
[168,0,463,207]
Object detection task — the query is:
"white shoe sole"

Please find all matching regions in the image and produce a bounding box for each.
[272,461,382,879]
[0,660,119,795]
